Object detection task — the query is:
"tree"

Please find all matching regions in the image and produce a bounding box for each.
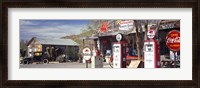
[133,20,142,60]
[133,20,162,60]
[20,40,28,57]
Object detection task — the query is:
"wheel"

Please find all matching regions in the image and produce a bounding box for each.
[23,60,29,64]
[43,59,49,64]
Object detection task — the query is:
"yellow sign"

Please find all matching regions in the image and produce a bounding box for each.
[115,20,122,25]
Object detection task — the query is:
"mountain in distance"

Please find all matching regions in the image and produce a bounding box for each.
[61,29,96,50]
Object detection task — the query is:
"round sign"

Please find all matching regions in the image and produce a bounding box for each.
[147,29,156,39]
[82,47,91,60]
[116,33,123,42]
[166,30,180,52]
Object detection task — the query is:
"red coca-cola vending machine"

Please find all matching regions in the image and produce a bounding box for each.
[144,29,160,68]
[112,33,127,68]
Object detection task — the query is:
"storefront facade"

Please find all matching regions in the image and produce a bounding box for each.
[91,20,180,67]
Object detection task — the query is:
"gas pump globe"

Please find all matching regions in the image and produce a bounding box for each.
[144,29,160,68]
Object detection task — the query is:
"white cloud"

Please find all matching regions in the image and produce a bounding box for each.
[20,20,38,26]
[20,22,85,40]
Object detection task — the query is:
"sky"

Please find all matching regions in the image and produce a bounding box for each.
[20,20,89,41]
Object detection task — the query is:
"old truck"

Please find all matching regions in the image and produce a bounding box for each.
[23,48,66,64]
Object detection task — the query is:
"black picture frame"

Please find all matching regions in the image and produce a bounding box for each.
[1,0,199,88]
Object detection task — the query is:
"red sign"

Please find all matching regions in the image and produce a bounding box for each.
[100,22,109,32]
[147,29,156,39]
[166,30,180,52]
[82,47,91,60]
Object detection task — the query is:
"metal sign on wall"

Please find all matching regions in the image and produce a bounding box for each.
[118,20,134,30]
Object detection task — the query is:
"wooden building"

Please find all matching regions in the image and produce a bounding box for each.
[26,37,79,61]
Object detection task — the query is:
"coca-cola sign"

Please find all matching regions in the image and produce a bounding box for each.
[166,30,180,52]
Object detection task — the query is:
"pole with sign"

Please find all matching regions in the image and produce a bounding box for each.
[166,30,180,68]
[82,47,92,68]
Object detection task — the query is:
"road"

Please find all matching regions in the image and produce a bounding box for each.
[20,62,112,68]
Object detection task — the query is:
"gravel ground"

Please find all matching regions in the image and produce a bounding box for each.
[20,62,111,68]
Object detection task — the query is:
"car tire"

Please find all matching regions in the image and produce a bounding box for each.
[23,60,29,64]
[43,59,49,64]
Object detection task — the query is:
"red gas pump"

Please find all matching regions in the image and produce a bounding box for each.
[112,33,127,68]
[144,29,160,68]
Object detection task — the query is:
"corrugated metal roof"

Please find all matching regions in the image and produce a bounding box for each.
[36,38,79,46]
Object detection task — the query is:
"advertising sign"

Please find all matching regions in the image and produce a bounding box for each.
[166,30,180,52]
[116,33,123,42]
[82,47,91,60]
[100,22,109,32]
[118,20,134,30]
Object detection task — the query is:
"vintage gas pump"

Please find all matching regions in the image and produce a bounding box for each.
[112,33,127,68]
[91,49,103,68]
[144,29,160,68]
